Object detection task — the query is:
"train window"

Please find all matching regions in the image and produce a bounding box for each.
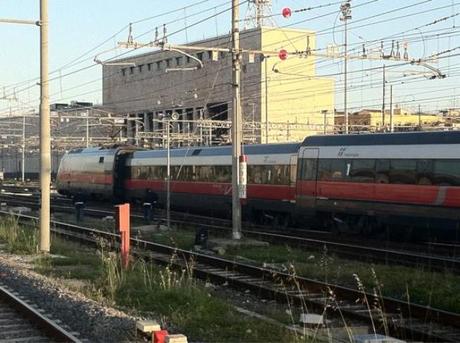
[434,160,460,186]
[375,160,390,184]
[99,157,104,164]
[390,160,417,184]
[416,160,433,185]
[275,165,290,185]
[248,165,263,184]
[299,159,317,181]
[350,160,375,183]
[214,166,231,183]
[318,159,346,181]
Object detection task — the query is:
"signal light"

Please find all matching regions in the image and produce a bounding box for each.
[282,7,292,18]
[278,49,288,61]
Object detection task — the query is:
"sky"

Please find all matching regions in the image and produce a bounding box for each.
[0,0,459,116]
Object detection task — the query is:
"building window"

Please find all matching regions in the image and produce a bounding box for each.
[207,51,213,60]
[175,56,183,66]
[147,63,152,71]
[138,64,144,73]
[129,66,135,74]
[156,61,162,71]
[186,56,191,64]
[196,52,204,61]
[165,58,172,68]
[220,51,227,59]
[121,68,126,76]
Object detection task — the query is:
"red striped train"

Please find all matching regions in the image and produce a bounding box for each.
[56,131,460,239]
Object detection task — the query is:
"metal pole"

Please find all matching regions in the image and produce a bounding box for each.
[344,14,348,134]
[340,1,351,134]
[382,64,386,129]
[86,110,89,148]
[323,110,328,134]
[418,104,422,129]
[21,114,25,182]
[39,0,51,253]
[166,120,171,229]
[389,85,394,132]
[264,56,268,143]
[231,0,242,240]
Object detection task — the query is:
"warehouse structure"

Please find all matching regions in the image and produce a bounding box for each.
[102,26,335,146]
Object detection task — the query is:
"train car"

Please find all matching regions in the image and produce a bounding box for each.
[125,143,299,222]
[56,146,136,200]
[296,131,460,238]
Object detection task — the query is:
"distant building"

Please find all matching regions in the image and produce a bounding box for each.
[335,107,445,132]
[102,26,335,145]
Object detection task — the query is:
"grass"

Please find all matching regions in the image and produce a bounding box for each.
[224,243,460,314]
[27,236,311,342]
[0,216,38,254]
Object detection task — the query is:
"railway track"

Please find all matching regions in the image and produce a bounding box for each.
[1,191,459,273]
[0,283,80,342]
[3,210,460,342]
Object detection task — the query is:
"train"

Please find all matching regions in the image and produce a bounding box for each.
[56,131,460,239]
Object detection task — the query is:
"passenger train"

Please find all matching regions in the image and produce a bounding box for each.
[56,131,460,238]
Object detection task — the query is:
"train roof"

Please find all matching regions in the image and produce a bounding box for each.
[302,131,460,147]
[133,143,300,159]
[67,145,137,155]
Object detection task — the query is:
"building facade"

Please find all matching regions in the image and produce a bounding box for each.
[335,107,446,132]
[103,26,335,145]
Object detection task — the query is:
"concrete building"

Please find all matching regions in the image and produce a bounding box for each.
[335,107,445,132]
[103,26,335,145]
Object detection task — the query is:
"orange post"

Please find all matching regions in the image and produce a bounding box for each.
[115,203,131,268]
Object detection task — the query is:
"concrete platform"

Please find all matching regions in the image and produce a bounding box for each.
[208,238,269,255]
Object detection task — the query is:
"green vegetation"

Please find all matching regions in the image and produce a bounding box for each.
[0,216,38,254]
[33,239,307,342]
[224,244,460,314]
[0,218,306,343]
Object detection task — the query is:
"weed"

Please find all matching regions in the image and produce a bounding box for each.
[0,216,37,254]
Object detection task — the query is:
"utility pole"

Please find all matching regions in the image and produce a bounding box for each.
[21,114,25,182]
[264,56,269,144]
[86,110,90,148]
[231,0,242,240]
[166,119,171,229]
[389,85,394,132]
[340,1,351,134]
[40,0,51,253]
[382,64,386,129]
[418,104,422,129]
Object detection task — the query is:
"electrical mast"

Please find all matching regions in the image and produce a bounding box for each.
[232,0,243,240]
[340,1,351,134]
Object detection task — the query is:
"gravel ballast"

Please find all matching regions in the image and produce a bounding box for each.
[0,252,138,342]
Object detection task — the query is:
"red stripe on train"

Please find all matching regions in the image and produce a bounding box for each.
[57,173,113,185]
[125,179,295,200]
[297,180,460,207]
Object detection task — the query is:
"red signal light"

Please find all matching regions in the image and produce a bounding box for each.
[278,49,288,61]
[282,7,292,18]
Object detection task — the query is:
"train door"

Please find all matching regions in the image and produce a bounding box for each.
[296,148,319,211]
[113,151,131,202]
